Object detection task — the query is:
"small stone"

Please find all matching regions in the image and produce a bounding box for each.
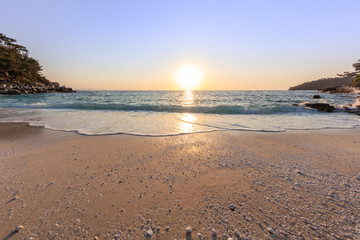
[267,227,274,233]
[234,229,240,236]
[211,229,217,236]
[93,237,99,240]
[145,229,153,238]
[7,196,19,204]
[294,169,303,175]
[186,226,192,233]
[15,225,24,232]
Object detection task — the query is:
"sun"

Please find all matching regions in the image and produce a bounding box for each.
[175,65,203,90]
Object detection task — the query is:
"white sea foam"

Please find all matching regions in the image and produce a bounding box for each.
[0,108,359,136]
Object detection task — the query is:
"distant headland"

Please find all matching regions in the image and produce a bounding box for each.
[0,33,74,94]
[289,59,360,91]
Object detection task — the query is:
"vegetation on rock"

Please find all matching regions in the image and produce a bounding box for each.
[289,59,360,90]
[0,33,73,94]
[289,77,353,90]
[337,59,360,87]
[0,33,50,86]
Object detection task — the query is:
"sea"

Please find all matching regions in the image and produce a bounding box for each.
[0,90,359,136]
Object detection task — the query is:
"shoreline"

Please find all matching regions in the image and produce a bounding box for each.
[1,120,360,138]
[1,123,359,239]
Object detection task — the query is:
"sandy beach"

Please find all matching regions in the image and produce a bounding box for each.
[1,123,359,240]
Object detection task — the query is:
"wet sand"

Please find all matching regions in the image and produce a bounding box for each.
[0,123,360,239]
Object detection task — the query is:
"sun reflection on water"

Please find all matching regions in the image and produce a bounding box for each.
[179,113,196,133]
[182,90,194,106]
[179,90,196,133]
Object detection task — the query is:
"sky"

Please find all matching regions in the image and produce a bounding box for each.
[1,0,360,90]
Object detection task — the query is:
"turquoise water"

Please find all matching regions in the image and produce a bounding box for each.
[0,90,359,136]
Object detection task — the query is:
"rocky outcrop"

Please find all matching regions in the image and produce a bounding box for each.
[304,102,335,112]
[294,99,360,115]
[0,79,75,95]
[342,101,360,115]
[318,86,359,94]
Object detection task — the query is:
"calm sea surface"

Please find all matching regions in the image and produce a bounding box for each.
[0,90,359,136]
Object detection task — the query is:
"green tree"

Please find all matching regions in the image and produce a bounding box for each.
[0,33,49,85]
[351,60,360,87]
[337,59,360,87]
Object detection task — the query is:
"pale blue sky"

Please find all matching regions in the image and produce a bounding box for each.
[1,0,359,90]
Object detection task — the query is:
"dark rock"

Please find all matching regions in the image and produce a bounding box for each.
[319,86,359,94]
[312,95,321,99]
[304,103,335,112]
[52,82,60,88]
[0,79,75,95]
[59,86,74,92]
[348,110,360,116]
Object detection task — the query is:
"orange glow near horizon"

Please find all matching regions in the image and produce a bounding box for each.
[48,64,302,91]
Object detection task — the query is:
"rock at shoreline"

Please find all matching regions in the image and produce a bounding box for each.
[0,79,75,95]
[312,95,321,99]
[304,102,335,112]
[318,86,359,94]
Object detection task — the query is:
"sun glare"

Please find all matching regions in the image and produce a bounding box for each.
[175,65,203,90]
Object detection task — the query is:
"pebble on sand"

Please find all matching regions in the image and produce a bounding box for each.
[211,229,217,236]
[6,196,19,204]
[186,226,192,233]
[145,229,154,238]
[15,225,24,232]
[294,169,303,175]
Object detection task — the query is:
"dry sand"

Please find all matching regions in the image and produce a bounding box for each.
[0,123,359,240]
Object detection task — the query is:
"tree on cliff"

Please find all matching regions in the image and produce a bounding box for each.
[337,59,360,87]
[0,33,50,85]
[352,60,360,87]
